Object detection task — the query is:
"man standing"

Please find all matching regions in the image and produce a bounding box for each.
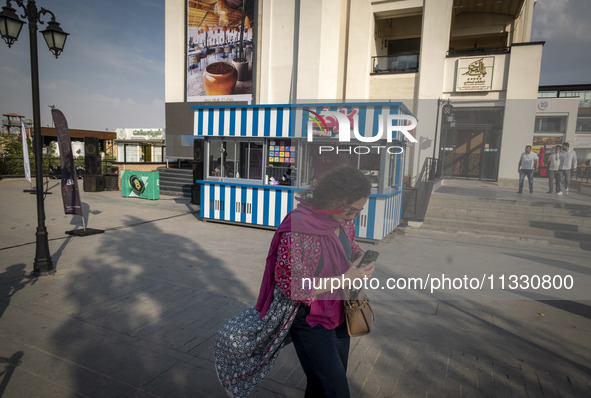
[517,145,539,193]
[547,145,563,195]
[559,142,577,194]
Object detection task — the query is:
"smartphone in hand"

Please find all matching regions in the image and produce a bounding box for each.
[358,250,379,267]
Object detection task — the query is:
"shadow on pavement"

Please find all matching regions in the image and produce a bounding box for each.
[0,264,37,319]
[0,351,24,397]
[48,214,252,396]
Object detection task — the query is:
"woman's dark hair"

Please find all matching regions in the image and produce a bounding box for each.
[308,167,372,209]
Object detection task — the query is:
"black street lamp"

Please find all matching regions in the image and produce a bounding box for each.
[0,0,68,276]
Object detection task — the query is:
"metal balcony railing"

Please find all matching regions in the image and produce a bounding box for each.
[447,46,510,57]
[2,119,27,127]
[371,54,419,75]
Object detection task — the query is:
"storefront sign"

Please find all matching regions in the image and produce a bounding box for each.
[116,128,164,140]
[456,57,494,92]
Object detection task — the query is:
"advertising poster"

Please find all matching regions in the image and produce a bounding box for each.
[121,170,160,200]
[533,135,563,177]
[187,0,255,103]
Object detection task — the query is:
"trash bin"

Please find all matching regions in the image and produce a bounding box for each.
[121,170,159,200]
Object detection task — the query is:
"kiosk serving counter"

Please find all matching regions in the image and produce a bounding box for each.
[191,102,415,241]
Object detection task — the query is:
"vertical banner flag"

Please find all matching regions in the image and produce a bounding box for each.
[52,109,83,216]
[21,121,31,182]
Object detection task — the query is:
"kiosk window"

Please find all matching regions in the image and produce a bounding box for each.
[388,151,404,189]
[208,139,263,180]
[266,139,297,185]
[301,142,379,188]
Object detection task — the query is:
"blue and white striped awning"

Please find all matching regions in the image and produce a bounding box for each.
[191,102,414,140]
[193,106,292,137]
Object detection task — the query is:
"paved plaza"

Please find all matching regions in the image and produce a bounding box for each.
[0,178,590,397]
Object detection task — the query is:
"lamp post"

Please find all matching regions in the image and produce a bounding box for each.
[0,0,69,276]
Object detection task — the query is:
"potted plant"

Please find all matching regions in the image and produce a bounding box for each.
[232,0,249,81]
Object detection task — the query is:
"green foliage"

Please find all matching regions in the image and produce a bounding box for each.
[0,155,67,177]
[103,152,115,161]
[1,133,32,157]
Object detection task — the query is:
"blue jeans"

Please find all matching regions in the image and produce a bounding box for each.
[290,306,351,397]
[518,169,534,192]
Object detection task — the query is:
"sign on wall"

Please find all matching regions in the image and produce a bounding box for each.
[116,129,164,141]
[186,0,255,103]
[456,56,494,92]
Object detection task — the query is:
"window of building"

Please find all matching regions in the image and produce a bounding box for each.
[534,116,567,134]
[388,38,420,56]
[373,13,421,74]
[386,39,420,72]
[574,149,591,165]
[576,117,591,133]
[117,143,164,163]
[372,39,420,74]
[121,144,139,162]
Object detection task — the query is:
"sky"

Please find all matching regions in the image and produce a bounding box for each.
[531,0,591,86]
[0,0,164,132]
[0,0,589,132]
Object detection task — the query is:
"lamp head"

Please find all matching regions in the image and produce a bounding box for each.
[0,3,24,47]
[41,19,69,58]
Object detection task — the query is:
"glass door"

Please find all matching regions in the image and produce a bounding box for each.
[480,128,502,180]
[439,106,503,181]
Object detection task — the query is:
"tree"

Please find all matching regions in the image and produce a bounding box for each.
[0,133,32,157]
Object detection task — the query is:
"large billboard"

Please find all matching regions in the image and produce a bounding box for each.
[187,0,255,103]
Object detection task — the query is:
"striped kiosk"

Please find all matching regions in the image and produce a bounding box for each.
[192,102,414,241]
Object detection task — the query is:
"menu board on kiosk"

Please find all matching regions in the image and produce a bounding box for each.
[268,140,296,164]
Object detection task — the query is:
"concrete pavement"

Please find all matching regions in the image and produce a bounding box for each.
[1,178,590,397]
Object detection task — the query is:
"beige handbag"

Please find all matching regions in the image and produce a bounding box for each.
[344,289,374,337]
[325,251,375,337]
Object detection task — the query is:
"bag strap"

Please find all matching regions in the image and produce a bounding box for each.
[314,226,349,277]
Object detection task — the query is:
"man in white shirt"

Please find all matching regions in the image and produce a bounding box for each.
[517,145,539,193]
[559,142,577,194]
[547,145,562,194]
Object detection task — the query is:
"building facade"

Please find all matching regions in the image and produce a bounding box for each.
[538,85,591,167]
[114,128,165,163]
[165,0,542,186]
